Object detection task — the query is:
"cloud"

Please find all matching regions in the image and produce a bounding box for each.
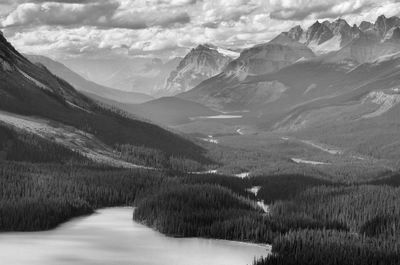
[199,0,264,26]
[1,1,118,28]
[3,0,400,61]
[268,0,376,21]
[1,0,191,29]
[111,8,191,29]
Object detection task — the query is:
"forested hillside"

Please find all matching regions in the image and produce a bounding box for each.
[256,185,400,265]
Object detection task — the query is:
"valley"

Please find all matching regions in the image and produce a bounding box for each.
[1,8,400,265]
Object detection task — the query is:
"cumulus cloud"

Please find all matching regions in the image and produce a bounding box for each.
[1,2,118,27]
[1,0,191,29]
[2,0,400,60]
[268,0,390,21]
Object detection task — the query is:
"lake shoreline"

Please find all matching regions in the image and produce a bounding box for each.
[0,207,270,265]
[0,206,271,249]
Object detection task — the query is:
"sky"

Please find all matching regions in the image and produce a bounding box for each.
[1,0,400,60]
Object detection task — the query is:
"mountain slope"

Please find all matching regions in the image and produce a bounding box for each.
[179,35,315,110]
[223,34,315,81]
[61,57,180,96]
[0,33,210,165]
[25,54,153,104]
[180,16,400,112]
[161,44,233,96]
[246,54,400,160]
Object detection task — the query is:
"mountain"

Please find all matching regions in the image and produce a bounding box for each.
[61,57,180,96]
[255,54,400,160]
[179,16,400,112]
[286,15,400,60]
[287,19,361,54]
[223,34,315,81]
[179,35,315,110]
[0,32,210,167]
[25,54,154,104]
[161,44,234,96]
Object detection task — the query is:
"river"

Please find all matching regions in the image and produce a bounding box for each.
[0,207,270,265]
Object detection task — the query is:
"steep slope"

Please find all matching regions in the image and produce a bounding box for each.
[179,35,315,110]
[0,33,210,165]
[223,34,315,80]
[288,19,361,54]
[287,15,400,61]
[161,44,233,96]
[25,54,154,104]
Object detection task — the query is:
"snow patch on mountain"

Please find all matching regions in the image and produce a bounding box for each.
[216,47,240,59]
[363,90,400,118]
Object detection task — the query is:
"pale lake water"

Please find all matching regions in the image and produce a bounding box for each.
[0,207,270,265]
[190,115,243,120]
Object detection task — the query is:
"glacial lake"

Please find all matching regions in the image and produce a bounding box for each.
[0,207,270,265]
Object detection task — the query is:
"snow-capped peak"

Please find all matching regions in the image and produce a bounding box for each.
[199,43,240,59]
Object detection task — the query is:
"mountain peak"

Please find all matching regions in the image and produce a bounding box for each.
[312,20,321,26]
[359,21,373,31]
[374,14,400,37]
[376,14,387,23]
[288,25,304,41]
[305,20,333,45]
[163,43,232,95]
[195,44,213,50]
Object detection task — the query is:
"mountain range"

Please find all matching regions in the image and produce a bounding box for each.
[180,15,400,110]
[12,14,400,166]
[61,56,181,96]
[26,54,153,104]
[287,15,400,57]
[172,15,400,162]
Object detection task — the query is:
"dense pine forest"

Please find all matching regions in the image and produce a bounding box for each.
[0,162,169,231]
[133,173,400,265]
[1,122,400,264]
[255,185,400,265]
